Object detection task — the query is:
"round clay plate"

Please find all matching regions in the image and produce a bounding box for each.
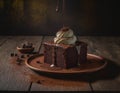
[25,54,107,74]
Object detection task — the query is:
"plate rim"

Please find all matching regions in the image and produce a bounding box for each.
[25,53,107,74]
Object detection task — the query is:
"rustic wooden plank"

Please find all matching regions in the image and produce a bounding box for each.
[90,37,120,91]
[0,36,43,91]
[0,36,9,46]
[78,36,120,91]
[30,36,92,91]
[89,37,120,65]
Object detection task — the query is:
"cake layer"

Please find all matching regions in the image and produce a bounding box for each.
[44,41,78,69]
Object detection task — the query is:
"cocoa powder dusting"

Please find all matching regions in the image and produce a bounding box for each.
[61,27,69,32]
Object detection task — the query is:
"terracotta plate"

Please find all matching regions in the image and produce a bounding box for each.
[25,54,107,74]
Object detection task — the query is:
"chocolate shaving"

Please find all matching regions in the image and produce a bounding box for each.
[61,27,69,32]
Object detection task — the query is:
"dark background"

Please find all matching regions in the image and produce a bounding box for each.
[0,0,117,36]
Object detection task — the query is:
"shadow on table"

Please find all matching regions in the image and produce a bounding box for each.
[84,58,120,82]
[31,58,120,83]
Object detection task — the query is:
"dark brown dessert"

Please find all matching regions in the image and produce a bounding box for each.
[44,42,78,69]
[43,41,88,69]
[43,27,88,69]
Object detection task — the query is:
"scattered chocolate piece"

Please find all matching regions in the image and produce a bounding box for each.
[10,53,14,57]
[36,61,41,64]
[15,53,18,56]
[37,80,42,84]
[27,54,30,57]
[22,44,26,48]
[21,55,24,58]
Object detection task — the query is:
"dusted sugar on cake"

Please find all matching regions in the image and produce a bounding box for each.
[44,42,78,69]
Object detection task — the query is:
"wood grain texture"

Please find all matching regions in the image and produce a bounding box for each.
[0,36,9,46]
[0,36,120,91]
[78,36,120,91]
[0,36,42,91]
[30,36,92,91]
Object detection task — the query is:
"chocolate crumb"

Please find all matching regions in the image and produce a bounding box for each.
[36,61,41,64]
[10,53,14,57]
[15,53,18,56]
[61,27,69,32]
[27,54,30,57]
[21,55,24,58]
[37,80,42,84]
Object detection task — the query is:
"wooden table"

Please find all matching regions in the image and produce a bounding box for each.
[0,36,120,92]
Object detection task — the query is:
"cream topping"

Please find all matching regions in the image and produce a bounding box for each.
[54,27,77,45]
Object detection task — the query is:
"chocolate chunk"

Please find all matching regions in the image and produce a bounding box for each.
[27,54,30,57]
[15,53,18,56]
[22,44,26,48]
[37,80,42,84]
[21,55,24,58]
[36,61,41,64]
[61,27,69,31]
[10,53,14,57]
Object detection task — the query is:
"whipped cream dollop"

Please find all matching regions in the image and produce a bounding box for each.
[54,27,77,45]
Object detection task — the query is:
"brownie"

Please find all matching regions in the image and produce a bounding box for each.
[44,41,78,69]
[43,41,88,69]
